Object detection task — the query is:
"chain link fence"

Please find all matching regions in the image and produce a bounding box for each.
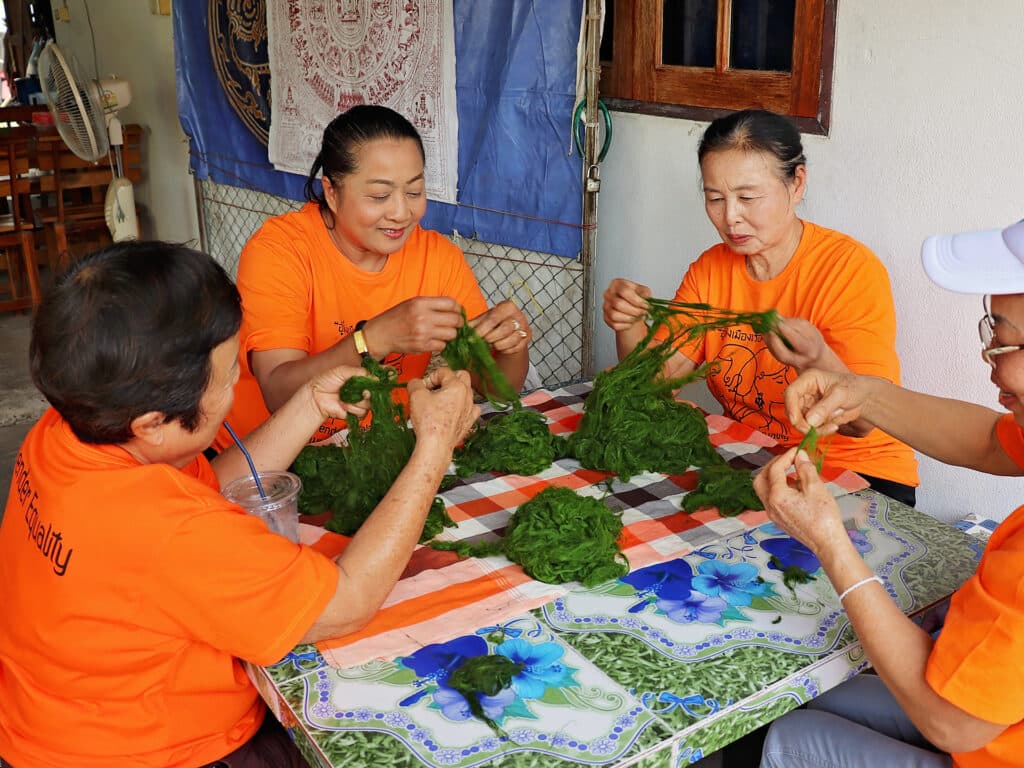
[195,178,588,388]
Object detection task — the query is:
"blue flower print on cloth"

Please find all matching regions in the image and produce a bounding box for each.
[760,537,822,574]
[399,634,579,727]
[847,529,873,554]
[620,560,695,613]
[398,635,488,706]
[432,684,516,722]
[494,638,574,699]
[691,560,773,607]
[657,590,729,624]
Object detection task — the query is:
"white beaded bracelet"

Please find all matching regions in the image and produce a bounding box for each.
[837,575,883,602]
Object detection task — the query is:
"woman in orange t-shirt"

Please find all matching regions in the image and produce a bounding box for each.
[602,109,918,505]
[0,241,478,767]
[754,218,1024,767]
[221,105,532,447]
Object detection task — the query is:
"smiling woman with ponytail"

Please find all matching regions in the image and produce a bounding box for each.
[217,105,533,449]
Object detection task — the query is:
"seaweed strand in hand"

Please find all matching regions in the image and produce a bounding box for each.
[644,298,788,348]
[797,425,826,471]
[429,486,629,587]
[290,357,455,542]
[454,408,570,477]
[442,308,520,410]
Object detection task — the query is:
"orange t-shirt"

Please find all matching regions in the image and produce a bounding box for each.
[924,414,1024,768]
[0,409,338,768]
[218,203,488,448]
[669,220,918,486]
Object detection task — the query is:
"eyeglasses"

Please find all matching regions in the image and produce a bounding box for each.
[979,295,1024,366]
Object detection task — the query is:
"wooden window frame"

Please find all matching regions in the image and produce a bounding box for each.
[601,0,837,135]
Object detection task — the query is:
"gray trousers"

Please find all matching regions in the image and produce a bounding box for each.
[760,674,953,768]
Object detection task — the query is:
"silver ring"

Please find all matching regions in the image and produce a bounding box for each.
[511,319,521,332]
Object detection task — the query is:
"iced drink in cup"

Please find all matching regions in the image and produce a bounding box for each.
[223,471,302,543]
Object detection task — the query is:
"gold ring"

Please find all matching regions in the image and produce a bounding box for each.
[517,329,528,339]
[511,319,521,332]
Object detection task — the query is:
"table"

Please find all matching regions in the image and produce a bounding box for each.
[247,384,984,768]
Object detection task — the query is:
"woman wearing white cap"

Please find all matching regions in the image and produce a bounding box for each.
[753,218,1024,767]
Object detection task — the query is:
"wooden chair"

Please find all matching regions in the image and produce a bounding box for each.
[33,124,143,274]
[0,126,42,313]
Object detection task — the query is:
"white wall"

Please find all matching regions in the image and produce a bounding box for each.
[53,0,199,243]
[594,2,1024,523]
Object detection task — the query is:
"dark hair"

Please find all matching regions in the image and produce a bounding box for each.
[304,105,425,226]
[698,109,806,181]
[30,241,242,445]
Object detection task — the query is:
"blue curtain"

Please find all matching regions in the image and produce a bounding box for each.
[173,1,584,258]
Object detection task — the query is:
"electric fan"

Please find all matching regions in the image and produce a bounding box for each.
[36,41,138,241]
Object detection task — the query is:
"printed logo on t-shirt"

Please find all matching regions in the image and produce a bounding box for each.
[14,452,74,576]
[712,329,795,443]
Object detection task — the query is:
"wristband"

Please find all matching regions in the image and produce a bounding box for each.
[352,319,370,359]
[837,575,883,602]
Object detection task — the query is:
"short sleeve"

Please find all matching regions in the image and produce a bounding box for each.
[150,501,338,666]
[997,413,1024,469]
[926,533,1024,725]
[236,218,317,373]
[438,237,488,320]
[813,247,900,381]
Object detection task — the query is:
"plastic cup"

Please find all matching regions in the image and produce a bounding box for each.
[223,471,302,543]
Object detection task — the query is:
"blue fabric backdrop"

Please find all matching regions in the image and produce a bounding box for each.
[173,1,584,258]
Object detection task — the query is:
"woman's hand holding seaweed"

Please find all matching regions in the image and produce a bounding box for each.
[308,365,371,419]
[753,447,850,559]
[764,316,831,371]
[602,278,652,331]
[408,369,480,450]
[366,296,464,356]
[469,300,532,355]
[784,369,872,436]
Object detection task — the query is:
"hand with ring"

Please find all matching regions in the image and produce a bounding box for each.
[469,300,532,355]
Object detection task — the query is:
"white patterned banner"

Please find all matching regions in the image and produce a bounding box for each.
[267,1,459,203]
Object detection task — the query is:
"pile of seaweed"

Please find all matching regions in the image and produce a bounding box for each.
[453,408,569,477]
[290,358,456,540]
[429,486,629,588]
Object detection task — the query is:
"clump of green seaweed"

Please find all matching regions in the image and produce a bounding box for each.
[429,486,629,587]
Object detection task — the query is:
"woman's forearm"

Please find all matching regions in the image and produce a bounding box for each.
[858,378,1020,475]
[492,347,529,392]
[256,338,364,413]
[212,381,330,487]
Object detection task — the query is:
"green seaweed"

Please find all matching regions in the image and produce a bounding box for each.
[446,653,525,735]
[429,486,629,587]
[291,357,455,542]
[797,425,826,471]
[682,463,764,516]
[442,308,520,410]
[454,408,570,477]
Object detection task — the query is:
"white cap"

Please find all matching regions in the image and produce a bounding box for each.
[921,219,1024,294]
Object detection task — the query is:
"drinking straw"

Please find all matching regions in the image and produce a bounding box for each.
[222,420,266,500]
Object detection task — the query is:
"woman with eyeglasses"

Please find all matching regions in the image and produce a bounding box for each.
[752,218,1024,767]
[602,109,919,506]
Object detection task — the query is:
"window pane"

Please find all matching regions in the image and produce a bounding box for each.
[662,0,717,68]
[730,0,794,71]
[600,0,615,63]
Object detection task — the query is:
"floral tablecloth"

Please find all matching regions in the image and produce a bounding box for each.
[246,385,983,768]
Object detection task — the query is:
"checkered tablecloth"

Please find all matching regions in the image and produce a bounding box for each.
[310,383,868,668]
